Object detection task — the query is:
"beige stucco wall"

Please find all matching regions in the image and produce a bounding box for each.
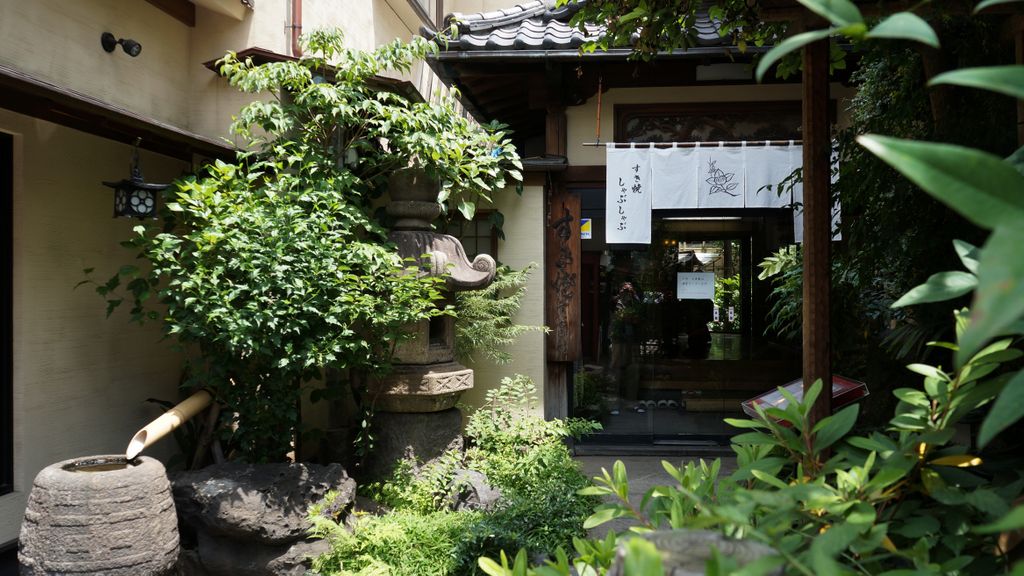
[567,83,857,166]
[0,109,188,544]
[0,0,192,129]
[0,0,449,143]
[459,183,546,418]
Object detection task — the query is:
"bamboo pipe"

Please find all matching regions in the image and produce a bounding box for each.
[126,390,213,460]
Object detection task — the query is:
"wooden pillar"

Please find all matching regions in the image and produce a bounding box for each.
[543,99,578,419]
[802,38,832,427]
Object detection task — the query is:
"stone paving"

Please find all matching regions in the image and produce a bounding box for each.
[575,455,737,538]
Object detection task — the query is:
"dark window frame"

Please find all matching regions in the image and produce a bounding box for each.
[615,101,805,144]
[407,0,443,31]
[445,210,500,261]
[0,132,12,496]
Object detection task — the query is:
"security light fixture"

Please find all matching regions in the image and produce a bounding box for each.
[101,32,142,57]
[102,140,167,219]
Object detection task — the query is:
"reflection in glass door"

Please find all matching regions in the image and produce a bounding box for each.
[574,213,800,446]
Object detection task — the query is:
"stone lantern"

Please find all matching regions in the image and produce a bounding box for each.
[363,168,496,477]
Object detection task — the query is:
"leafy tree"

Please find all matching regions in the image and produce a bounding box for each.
[94,31,522,461]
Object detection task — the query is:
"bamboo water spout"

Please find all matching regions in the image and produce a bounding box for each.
[125,390,212,459]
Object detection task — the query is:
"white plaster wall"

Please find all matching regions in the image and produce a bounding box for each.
[0,110,187,544]
[567,83,857,166]
[447,0,514,15]
[0,0,192,129]
[460,183,546,418]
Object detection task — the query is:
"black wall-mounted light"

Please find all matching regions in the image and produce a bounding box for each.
[102,140,167,219]
[101,32,142,57]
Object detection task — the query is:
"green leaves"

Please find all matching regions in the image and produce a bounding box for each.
[960,225,1024,362]
[755,28,832,82]
[977,368,1024,447]
[975,505,1024,534]
[892,271,977,308]
[857,135,1024,230]
[975,0,1024,13]
[813,404,860,452]
[796,0,863,27]
[865,13,940,48]
[930,66,1024,100]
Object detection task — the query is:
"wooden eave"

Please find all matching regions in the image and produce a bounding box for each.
[0,62,232,161]
[202,47,425,104]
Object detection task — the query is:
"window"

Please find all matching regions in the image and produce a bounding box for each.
[445,211,500,261]
[615,102,803,143]
[0,132,12,495]
[408,0,443,30]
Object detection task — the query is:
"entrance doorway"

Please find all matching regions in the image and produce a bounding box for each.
[573,206,800,445]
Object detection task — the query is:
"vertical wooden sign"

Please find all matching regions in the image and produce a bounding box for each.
[546,186,581,362]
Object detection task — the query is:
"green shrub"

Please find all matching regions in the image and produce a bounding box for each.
[310,506,484,576]
[311,375,600,575]
[480,315,1024,575]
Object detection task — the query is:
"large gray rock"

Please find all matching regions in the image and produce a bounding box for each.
[447,469,502,512]
[607,530,782,576]
[172,462,355,545]
[188,531,330,576]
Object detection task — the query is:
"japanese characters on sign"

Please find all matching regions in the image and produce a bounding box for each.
[605,146,652,244]
[605,143,841,246]
[676,272,715,300]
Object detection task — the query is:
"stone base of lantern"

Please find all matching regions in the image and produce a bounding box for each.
[362,408,465,481]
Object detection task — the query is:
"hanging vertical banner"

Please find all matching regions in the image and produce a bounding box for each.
[606,145,652,244]
[651,145,699,209]
[698,145,745,208]
[744,144,798,208]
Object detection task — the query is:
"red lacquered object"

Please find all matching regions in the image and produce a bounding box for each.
[742,375,869,424]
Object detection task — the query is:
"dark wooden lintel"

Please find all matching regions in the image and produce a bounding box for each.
[0,63,231,160]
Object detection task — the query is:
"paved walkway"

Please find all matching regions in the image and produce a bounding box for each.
[575,455,737,537]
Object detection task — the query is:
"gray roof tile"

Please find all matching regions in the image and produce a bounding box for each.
[436,0,726,51]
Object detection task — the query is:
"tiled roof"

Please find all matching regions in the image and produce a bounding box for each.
[436,0,726,52]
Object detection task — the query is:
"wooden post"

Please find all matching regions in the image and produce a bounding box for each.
[543,97,577,419]
[802,37,832,427]
[546,183,581,363]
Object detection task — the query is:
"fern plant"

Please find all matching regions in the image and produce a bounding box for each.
[454,264,548,365]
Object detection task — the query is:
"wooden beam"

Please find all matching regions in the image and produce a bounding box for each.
[0,63,231,161]
[145,0,196,27]
[802,38,832,428]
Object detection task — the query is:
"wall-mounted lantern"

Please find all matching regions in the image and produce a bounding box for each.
[101,32,142,57]
[102,140,167,219]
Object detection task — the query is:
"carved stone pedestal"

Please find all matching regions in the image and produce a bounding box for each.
[362,409,464,480]
[354,168,496,481]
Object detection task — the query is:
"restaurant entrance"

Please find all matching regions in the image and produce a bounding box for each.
[573,207,801,446]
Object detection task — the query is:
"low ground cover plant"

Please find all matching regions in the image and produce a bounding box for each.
[308,375,600,575]
[481,317,1024,574]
